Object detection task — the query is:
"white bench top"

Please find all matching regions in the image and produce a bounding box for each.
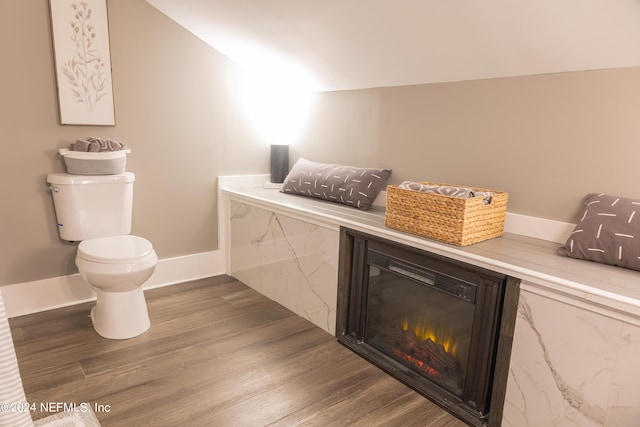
[223,187,640,324]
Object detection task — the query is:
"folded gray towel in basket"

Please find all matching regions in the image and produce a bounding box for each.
[398,181,493,204]
[70,137,126,152]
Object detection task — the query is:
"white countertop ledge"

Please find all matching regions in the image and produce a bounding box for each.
[223,187,640,324]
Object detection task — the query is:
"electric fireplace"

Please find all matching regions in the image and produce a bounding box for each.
[337,228,519,427]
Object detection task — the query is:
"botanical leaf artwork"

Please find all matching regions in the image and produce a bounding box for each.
[50,0,114,125]
[61,2,109,112]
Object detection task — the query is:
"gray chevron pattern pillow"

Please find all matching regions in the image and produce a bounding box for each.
[280,158,391,210]
[558,193,640,271]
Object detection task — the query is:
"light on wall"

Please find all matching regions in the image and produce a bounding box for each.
[231,49,317,185]
[237,70,315,145]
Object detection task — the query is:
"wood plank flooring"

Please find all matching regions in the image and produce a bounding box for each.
[10,276,467,427]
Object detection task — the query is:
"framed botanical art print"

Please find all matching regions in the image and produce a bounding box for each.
[49,0,115,125]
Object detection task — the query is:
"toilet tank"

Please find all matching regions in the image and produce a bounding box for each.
[47,172,135,241]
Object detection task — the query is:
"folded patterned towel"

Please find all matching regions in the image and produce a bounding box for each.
[398,181,493,204]
[70,137,126,152]
[399,182,474,198]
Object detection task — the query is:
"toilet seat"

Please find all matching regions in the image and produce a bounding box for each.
[78,235,154,264]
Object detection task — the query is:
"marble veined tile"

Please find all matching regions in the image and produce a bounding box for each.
[503,289,621,427]
[229,201,339,334]
[605,322,640,426]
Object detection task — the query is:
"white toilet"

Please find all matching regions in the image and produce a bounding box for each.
[47,172,158,339]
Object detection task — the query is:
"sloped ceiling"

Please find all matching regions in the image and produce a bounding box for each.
[146,0,640,92]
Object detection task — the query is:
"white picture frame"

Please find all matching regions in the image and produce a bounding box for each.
[49,0,115,126]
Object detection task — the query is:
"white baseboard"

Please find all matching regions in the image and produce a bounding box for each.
[144,250,224,290]
[218,174,271,190]
[504,212,575,244]
[0,250,224,319]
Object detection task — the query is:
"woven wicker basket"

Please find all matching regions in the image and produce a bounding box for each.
[384,182,508,246]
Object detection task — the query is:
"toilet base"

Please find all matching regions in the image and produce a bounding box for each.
[90,287,150,339]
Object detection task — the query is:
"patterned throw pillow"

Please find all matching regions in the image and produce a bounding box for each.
[557,193,640,271]
[280,158,392,210]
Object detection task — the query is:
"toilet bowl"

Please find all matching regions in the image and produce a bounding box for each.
[76,235,158,339]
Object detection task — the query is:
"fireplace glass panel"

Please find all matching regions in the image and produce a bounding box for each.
[364,251,475,397]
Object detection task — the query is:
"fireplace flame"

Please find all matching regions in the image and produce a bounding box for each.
[394,349,440,377]
[401,315,458,357]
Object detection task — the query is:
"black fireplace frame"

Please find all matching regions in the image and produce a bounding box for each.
[336,228,520,427]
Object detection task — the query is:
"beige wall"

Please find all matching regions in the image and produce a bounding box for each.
[2,0,639,288]
[301,67,640,222]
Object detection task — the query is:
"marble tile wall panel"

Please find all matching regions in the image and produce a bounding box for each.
[503,288,640,427]
[229,201,339,334]
[605,322,640,426]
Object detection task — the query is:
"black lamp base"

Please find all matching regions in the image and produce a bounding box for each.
[270,145,289,184]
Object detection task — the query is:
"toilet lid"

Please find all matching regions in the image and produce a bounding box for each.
[78,235,154,264]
